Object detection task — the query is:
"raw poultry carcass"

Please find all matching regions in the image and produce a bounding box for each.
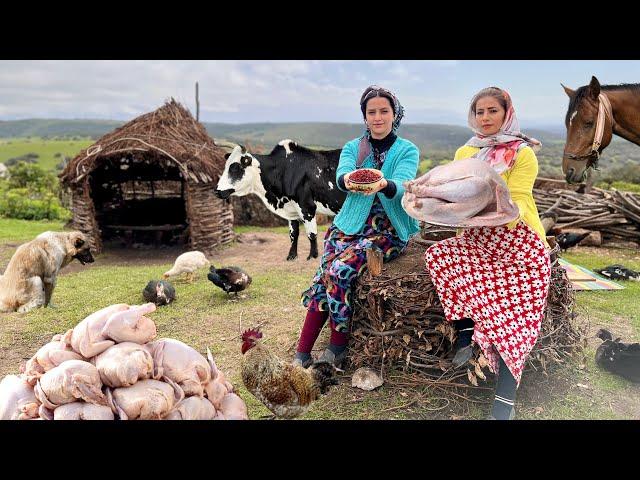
[53,402,115,420]
[402,157,520,228]
[203,348,234,409]
[0,374,39,420]
[106,378,184,420]
[164,396,217,420]
[215,392,249,420]
[145,338,211,397]
[64,304,129,358]
[93,342,155,388]
[64,303,157,358]
[103,303,157,344]
[23,334,84,385]
[34,360,107,416]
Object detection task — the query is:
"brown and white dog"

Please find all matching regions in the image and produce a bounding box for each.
[0,231,94,313]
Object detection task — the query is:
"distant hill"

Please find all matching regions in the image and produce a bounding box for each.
[1,119,639,178]
[0,119,123,139]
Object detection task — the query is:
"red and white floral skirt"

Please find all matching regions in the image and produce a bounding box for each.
[424,222,551,385]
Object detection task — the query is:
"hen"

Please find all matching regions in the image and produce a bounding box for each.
[556,232,590,252]
[207,265,252,297]
[240,328,338,419]
[163,251,210,283]
[142,280,176,306]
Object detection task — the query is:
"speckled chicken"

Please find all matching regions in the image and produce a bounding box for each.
[207,265,252,296]
[142,280,176,306]
[163,251,210,283]
[240,328,338,419]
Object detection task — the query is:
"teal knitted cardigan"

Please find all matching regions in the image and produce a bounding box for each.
[333,135,420,242]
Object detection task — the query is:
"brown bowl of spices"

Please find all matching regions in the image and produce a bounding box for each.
[346,168,385,193]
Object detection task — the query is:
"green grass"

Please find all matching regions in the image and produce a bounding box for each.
[0,218,66,242]
[563,249,640,334]
[0,137,92,172]
[1,219,639,419]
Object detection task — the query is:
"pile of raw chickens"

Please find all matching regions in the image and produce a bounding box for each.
[0,303,248,420]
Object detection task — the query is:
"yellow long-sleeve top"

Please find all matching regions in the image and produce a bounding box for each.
[454,145,548,247]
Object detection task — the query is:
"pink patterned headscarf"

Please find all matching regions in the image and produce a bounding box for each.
[464,87,542,174]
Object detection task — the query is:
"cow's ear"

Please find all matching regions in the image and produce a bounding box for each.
[224,153,230,160]
[240,155,252,168]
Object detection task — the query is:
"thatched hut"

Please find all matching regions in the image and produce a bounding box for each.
[59,99,234,254]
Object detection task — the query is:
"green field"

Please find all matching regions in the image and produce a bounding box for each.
[0,137,92,172]
[1,218,638,419]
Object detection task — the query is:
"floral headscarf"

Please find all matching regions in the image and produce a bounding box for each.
[360,85,405,134]
[464,87,542,173]
[357,85,405,167]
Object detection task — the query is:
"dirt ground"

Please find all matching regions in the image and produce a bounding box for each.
[1,233,638,419]
[0,232,322,276]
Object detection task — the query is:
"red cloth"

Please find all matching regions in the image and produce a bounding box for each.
[329,319,349,346]
[424,222,551,385]
[297,310,329,353]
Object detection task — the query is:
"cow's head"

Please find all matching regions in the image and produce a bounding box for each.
[215,145,261,199]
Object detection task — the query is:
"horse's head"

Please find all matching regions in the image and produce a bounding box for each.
[561,76,613,184]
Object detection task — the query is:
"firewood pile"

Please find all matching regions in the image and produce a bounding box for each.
[349,238,586,389]
[533,186,640,247]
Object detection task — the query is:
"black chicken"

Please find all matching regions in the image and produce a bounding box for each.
[595,329,640,383]
[207,265,252,296]
[142,280,176,306]
[594,264,640,281]
[556,232,590,252]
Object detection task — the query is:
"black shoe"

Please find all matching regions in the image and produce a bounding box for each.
[487,406,515,420]
[292,356,313,368]
[452,344,474,368]
[317,348,347,368]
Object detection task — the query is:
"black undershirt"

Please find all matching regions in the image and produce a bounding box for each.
[338,132,398,197]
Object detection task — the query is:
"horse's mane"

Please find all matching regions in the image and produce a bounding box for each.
[566,82,640,124]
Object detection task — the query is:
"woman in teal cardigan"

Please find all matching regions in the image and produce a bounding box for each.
[294,85,420,368]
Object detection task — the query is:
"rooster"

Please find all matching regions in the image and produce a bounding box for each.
[207,265,252,297]
[240,328,338,419]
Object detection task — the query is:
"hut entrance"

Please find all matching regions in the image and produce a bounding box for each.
[90,154,188,248]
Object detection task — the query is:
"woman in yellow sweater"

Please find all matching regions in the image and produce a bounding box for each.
[424,87,551,420]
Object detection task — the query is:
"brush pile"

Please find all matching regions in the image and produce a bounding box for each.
[350,238,586,388]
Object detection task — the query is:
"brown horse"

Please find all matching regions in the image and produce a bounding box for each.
[562,76,640,183]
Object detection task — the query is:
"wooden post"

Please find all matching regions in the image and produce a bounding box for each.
[366,247,383,277]
[195,82,200,122]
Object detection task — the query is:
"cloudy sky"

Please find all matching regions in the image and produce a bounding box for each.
[1,60,639,129]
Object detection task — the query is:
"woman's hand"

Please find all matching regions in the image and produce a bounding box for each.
[362,178,387,196]
[344,172,388,195]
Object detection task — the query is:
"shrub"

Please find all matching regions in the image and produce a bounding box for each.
[0,187,71,221]
[0,163,71,220]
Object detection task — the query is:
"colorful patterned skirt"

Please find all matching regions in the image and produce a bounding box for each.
[301,199,407,332]
[424,222,551,385]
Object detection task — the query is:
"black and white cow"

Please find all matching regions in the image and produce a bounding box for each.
[215,140,346,261]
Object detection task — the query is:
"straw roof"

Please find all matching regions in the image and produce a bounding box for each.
[60,99,225,185]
